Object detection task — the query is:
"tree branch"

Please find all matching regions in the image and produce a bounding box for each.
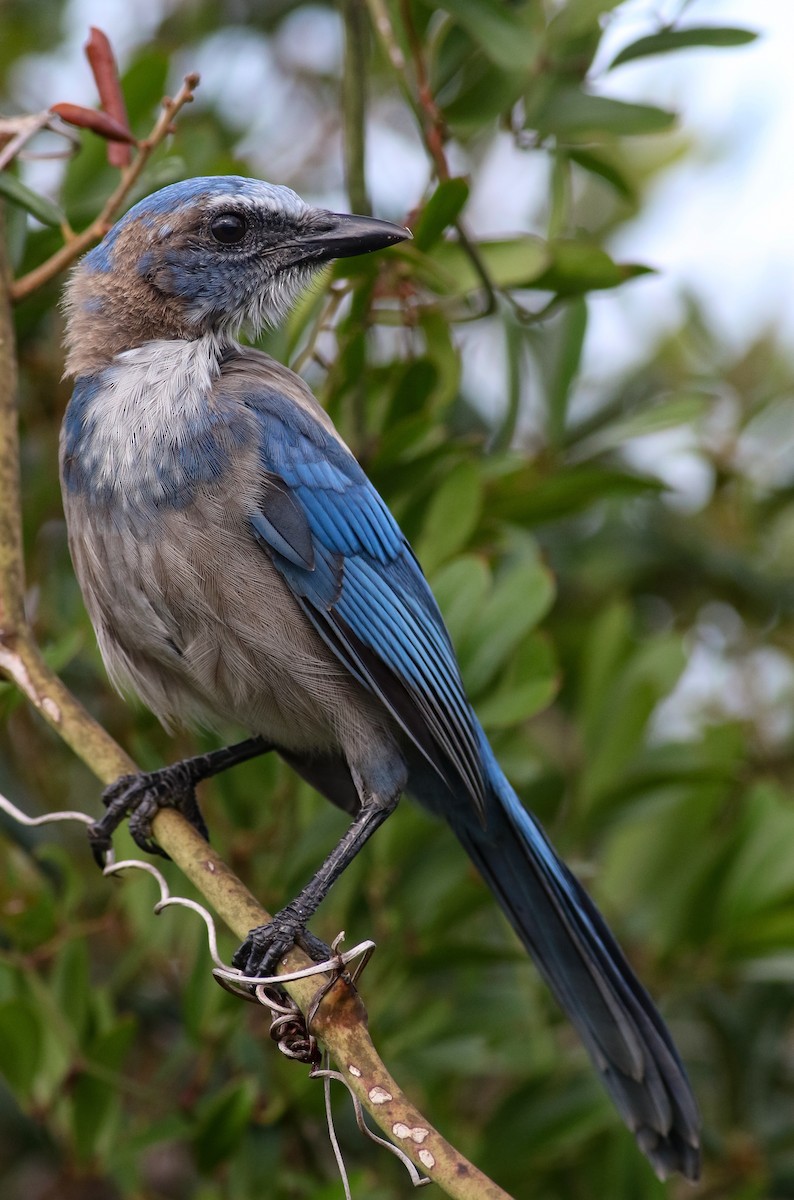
[10,73,200,303]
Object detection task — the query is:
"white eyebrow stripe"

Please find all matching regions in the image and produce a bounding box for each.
[204,187,308,219]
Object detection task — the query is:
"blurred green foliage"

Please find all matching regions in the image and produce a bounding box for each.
[2,1,792,1199]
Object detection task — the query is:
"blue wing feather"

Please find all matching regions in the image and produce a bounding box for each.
[233,381,487,815]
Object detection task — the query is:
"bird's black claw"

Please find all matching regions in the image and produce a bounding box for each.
[232,908,332,977]
[88,764,209,866]
[87,821,114,868]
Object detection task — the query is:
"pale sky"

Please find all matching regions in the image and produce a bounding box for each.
[588,0,794,375]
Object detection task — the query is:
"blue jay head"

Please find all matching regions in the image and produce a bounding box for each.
[68,176,409,352]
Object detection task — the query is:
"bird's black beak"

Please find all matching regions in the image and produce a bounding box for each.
[296,211,411,265]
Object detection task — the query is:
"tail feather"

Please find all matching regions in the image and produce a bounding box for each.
[439,747,700,1182]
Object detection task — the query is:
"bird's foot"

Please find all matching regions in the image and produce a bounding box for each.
[88,761,209,867]
[232,906,332,978]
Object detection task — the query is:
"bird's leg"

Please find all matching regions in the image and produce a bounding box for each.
[232,782,402,976]
[89,737,273,866]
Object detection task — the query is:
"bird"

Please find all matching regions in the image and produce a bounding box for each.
[59,174,700,1182]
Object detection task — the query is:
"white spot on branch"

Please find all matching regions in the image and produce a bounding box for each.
[392,1122,430,1144]
[368,1085,393,1104]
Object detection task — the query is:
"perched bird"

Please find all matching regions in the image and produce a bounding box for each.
[60,175,699,1181]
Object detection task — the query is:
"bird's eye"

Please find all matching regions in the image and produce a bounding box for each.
[210,212,248,245]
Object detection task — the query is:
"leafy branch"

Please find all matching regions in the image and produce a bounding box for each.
[365,0,498,317]
[10,74,199,302]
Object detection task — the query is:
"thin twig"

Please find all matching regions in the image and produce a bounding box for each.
[398,0,449,182]
[365,0,497,317]
[366,0,408,74]
[0,112,73,173]
[10,73,200,302]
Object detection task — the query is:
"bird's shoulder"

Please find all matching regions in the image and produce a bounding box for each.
[216,346,406,567]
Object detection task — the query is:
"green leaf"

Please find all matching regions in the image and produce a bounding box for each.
[572,391,712,454]
[609,26,758,70]
[86,1017,137,1073]
[532,87,676,138]
[578,601,632,745]
[284,272,332,357]
[0,172,65,228]
[459,547,556,694]
[716,785,794,930]
[4,192,29,269]
[546,297,587,447]
[193,1080,257,1172]
[580,635,687,808]
[416,460,483,572]
[490,464,663,524]
[477,633,559,728]
[374,414,446,468]
[431,554,492,645]
[442,59,529,129]
[546,0,624,42]
[71,1072,119,1162]
[424,236,550,296]
[435,0,540,70]
[421,308,462,409]
[532,240,653,296]
[413,177,470,251]
[0,1000,42,1095]
[569,149,635,200]
[51,937,91,1042]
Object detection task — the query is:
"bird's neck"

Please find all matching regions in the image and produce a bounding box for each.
[60,335,235,509]
[63,261,210,377]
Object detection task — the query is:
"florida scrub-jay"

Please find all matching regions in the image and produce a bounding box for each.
[59,176,699,1180]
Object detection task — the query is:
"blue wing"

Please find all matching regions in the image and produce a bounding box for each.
[232,376,487,816]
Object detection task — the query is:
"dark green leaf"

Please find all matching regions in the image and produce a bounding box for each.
[435,0,540,70]
[71,1072,119,1162]
[431,554,492,644]
[193,1080,257,1172]
[441,59,529,129]
[532,87,676,138]
[546,0,624,42]
[459,547,556,693]
[478,633,559,728]
[532,240,653,295]
[0,1000,41,1095]
[489,464,663,524]
[569,149,635,200]
[546,297,588,446]
[425,236,550,295]
[416,460,483,571]
[609,26,758,69]
[51,938,91,1041]
[413,177,470,251]
[0,172,65,227]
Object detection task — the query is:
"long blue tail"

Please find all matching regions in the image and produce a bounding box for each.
[419,736,701,1181]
